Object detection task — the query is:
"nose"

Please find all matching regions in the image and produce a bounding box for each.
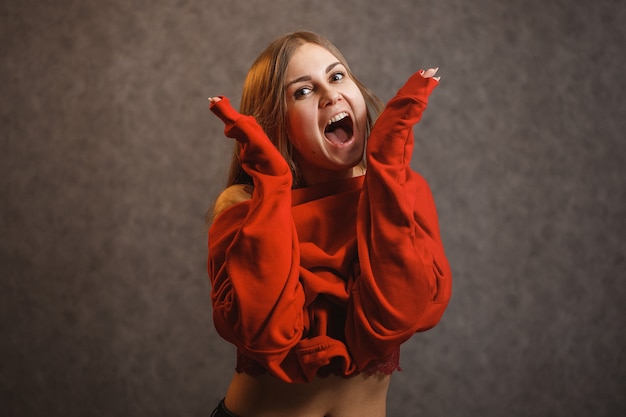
[319,86,341,108]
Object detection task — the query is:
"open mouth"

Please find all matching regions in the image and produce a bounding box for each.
[324,112,354,145]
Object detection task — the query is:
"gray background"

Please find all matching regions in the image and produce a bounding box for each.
[1,0,624,416]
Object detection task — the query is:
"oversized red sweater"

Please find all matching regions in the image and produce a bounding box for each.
[208,71,452,383]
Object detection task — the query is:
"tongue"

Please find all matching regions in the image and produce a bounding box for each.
[325,127,349,144]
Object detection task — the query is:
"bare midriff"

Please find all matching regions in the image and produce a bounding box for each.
[224,371,391,417]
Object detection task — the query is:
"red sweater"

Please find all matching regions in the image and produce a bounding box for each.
[208,71,452,383]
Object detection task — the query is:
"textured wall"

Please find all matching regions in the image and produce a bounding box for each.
[1,0,624,416]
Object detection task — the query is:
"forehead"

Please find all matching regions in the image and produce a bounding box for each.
[286,43,341,78]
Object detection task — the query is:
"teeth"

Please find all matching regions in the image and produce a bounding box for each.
[327,112,349,126]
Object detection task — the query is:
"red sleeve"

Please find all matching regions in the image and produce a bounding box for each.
[347,72,452,367]
[207,98,305,380]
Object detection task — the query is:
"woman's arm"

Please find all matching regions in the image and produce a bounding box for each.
[208,97,305,380]
[347,70,452,367]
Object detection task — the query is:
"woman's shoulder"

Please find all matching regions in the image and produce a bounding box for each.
[213,184,253,219]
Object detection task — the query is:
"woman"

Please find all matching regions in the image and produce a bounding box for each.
[207,31,451,417]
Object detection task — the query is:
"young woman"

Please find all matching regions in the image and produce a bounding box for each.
[207,31,452,417]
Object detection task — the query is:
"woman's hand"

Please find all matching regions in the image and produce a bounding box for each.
[420,67,440,82]
[208,95,291,178]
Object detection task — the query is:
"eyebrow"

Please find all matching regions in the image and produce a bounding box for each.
[286,61,342,88]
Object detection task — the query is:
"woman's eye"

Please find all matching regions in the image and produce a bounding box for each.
[330,72,345,82]
[294,87,312,98]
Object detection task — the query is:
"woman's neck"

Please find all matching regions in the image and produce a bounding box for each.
[298,163,365,188]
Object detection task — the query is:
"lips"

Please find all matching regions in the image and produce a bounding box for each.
[324,111,354,145]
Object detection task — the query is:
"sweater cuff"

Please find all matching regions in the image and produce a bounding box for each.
[210,96,240,125]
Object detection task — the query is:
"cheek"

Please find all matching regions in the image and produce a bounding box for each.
[347,87,367,125]
[287,107,318,146]
[286,113,307,151]
[354,102,368,134]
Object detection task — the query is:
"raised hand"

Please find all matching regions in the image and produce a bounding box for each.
[420,67,440,82]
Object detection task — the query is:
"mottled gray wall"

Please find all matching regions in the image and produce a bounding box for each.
[1,0,624,416]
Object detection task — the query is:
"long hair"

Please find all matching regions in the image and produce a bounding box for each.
[226,31,384,189]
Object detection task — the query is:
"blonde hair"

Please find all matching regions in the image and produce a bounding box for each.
[226,31,383,188]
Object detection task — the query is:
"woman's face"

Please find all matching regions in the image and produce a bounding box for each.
[284,42,367,185]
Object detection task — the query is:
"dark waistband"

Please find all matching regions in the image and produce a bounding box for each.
[210,399,239,417]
